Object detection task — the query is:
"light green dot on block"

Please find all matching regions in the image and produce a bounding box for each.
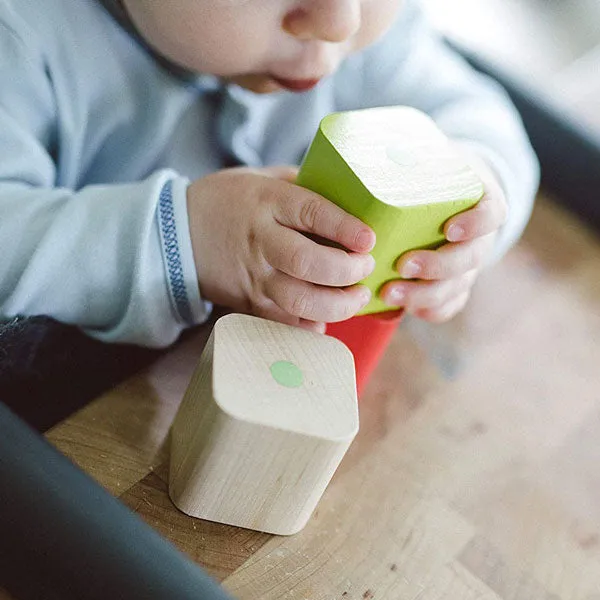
[270,361,304,389]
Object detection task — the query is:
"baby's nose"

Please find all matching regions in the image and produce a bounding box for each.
[282,0,362,43]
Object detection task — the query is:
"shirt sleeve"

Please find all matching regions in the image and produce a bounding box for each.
[0,19,210,348]
[337,0,540,259]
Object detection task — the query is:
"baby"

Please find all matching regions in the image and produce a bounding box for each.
[0,0,539,347]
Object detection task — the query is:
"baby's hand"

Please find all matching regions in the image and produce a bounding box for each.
[380,147,508,322]
[187,166,376,332]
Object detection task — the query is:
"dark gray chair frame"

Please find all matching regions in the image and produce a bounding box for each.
[0,402,234,600]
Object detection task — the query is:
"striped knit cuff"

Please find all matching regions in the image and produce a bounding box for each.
[157,179,194,324]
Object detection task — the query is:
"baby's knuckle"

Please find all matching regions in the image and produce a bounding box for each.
[332,215,347,244]
[343,291,364,320]
[321,289,349,321]
[299,197,324,231]
[290,288,314,317]
[420,255,440,278]
[342,304,358,321]
[290,246,313,279]
[341,259,361,285]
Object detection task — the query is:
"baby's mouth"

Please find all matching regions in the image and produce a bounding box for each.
[269,76,322,92]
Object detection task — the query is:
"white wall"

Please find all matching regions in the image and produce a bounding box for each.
[422,0,600,80]
[421,0,600,131]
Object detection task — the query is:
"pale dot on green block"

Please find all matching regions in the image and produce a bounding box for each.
[270,361,304,388]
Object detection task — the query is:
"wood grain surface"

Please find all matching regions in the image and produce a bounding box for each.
[2,193,600,600]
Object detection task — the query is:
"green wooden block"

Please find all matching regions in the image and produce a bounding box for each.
[297,106,485,316]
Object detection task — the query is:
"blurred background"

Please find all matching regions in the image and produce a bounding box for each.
[423,0,600,134]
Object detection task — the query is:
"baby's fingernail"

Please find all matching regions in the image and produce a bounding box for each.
[387,287,405,305]
[359,286,372,305]
[357,229,376,250]
[447,224,465,242]
[362,254,376,275]
[401,259,421,278]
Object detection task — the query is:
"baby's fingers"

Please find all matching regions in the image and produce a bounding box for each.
[381,270,477,312]
[445,189,508,242]
[262,225,375,286]
[251,298,326,333]
[265,272,371,323]
[274,188,376,253]
[397,234,496,280]
[411,292,471,323]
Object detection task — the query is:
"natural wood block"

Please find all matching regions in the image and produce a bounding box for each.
[169,314,359,535]
[297,106,484,315]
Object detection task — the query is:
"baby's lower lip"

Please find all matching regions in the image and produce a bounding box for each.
[270,76,321,92]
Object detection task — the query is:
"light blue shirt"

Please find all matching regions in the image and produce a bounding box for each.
[0,0,539,347]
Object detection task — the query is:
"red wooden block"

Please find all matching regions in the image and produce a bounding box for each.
[326,310,404,396]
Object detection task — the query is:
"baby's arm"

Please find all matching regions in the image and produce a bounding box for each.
[0,27,205,347]
[343,0,539,321]
[0,18,376,345]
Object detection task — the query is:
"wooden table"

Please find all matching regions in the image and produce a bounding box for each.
[4,193,600,599]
